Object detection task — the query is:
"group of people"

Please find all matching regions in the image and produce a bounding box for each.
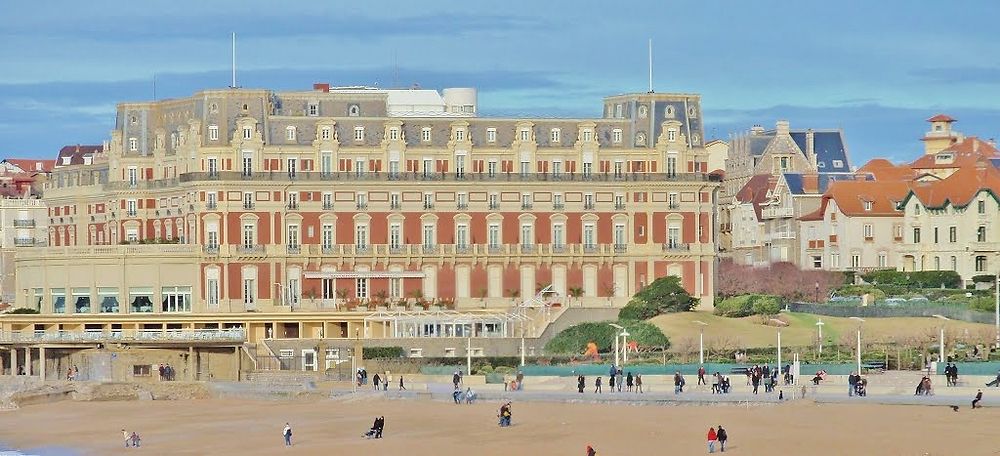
[577,365,643,394]
[710,372,732,394]
[505,371,525,391]
[915,376,934,396]
[497,401,512,427]
[944,363,961,386]
[359,369,406,391]
[453,386,476,404]
[157,363,176,381]
[707,425,729,453]
[847,372,867,397]
[363,416,386,439]
[746,364,779,395]
[121,429,142,448]
[65,365,81,381]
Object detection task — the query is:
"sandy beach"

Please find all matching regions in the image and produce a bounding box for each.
[0,395,995,456]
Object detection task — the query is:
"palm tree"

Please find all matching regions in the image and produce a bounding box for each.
[568,287,584,307]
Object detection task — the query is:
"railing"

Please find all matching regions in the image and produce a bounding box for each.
[521,203,533,210]
[178,171,722,184]
[553,203,565,210]
[286,203,299,210]
[12,219,35,228]
[287,245,301,255]
[422,244,439,254]
[323,203,334,210]
[584,203,595,210]
[0,328,246,344]
[355,203,368,210]
[614,204,626,210]
[203,245,220,255]
[662,242,690,251]
[614,244,627,253]
[20,244,199,257]
[761,207,794,219]
[13,238,35,247]
[104,178,180,191]
[667,203,680,210]
[238,245,266,255]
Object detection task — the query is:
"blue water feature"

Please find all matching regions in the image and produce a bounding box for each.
[422,362,868,377]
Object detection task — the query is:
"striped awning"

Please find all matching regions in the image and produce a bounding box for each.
[303,271,425,279]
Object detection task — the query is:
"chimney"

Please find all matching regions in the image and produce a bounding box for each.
[802,173,819,194]
[805,128,817,168]
[750,125,765,135]
[974,139,980,153]
[313,83,330,93]
[775,120,790,136]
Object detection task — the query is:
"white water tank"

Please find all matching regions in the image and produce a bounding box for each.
[442,88,477,116]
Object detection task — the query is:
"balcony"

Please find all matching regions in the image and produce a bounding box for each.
[583,244,597,253]
[286,203,299,210]
[206,202,217,210]
[12,219,35,228]
[457,203,469,210]
[0,328,246,344]
[322,203,334,210]
[551,245,566,254]
[455,245,471,254]
[238,245,266,255]
[286,244,301,255]
[614,204,626,210]
[769,231,796,240]
[422,244,439,254]
[242,203,254,210]
[388,245,405,254]
[423,203,434,210]
[203,245,220,255]
[520,244,535,254]
[13,238,35,247]
[355,245,371,255]
[584,203,595,210]
[521,203,533,210]
[553,203,565,210]
[761,207,794,219]
[488,203,500,210]
[613,244,627,253]
[321,245,338,254]
[390,203,401,210]
[662,242,689,252]
[355,203,368,210]
[667,203,680,210]
[488,245,504,254]
[178,171,723,185]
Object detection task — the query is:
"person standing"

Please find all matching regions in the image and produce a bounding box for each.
[698,365,706,386]
[453,371,461,389]
[516,371,525,391]
[717,425,728,452]
[707,427,718,453]
[952,364,960,386]
[626,372,633,392]
[616,369,623,392]
[373,372,381,391]
[635,374,643,393]
[848,372,857,397]
[577,375,585,393]
[122,429,131,448]
[283,422,293,447]
[973,389,983,409]
[674,372,683,394]
[594,376,602,393]
[609,373,616,392]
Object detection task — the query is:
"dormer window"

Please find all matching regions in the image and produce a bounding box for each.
[61,157,71,165]
[242,127,252,140]
[354,126,365,141]
[864,201,873,211]
[550,128,560,143]
[635,133,646,147]
[935,153,954,164]
[832,159,844,168]
[128,137,138,151]
[320,126,331,140]
[421,127,432,142]
[582,129,593,142]
[612,129,622,143]
[817,161,826,168]
[519,128,531,142]
[667,129,677,142]
[486,128,496,142]
[286,126,297,141]
[665,105,675,118]
[348,104,360,117]
[307,103,318,116]
[388,127,400,141]
[208,125,219,141]
[454,128,465,141]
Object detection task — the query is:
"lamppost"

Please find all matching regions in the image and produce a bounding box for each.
[814,281,820,303]
[777,326,782,374]
[933,314,949,363]
[693,320,708,365]
[995,272,999,348]
[850,317,864,374]
[621,329,630,365]
[815,320,825,356]
[609,323,624,367]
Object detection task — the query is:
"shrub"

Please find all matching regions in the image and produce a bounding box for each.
[363,346,404,359]
[6,308,39,314]
[970,297,996,313]
[618,276,698,320]
[861,270,962,289]
[713,294,781,317]
[835,285,887,301]
[751,295,781,316]
[972,274,997,284]
[544,320,669,354]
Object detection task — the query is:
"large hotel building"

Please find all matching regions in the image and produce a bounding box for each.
[1,84,718,378]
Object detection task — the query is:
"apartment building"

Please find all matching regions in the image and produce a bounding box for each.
[6,84,719,351]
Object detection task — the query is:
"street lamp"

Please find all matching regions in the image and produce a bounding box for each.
[994,272,999,348]
[693,320,709,365]
[933,315,949,364]
[776,326,782,375]
[609,323,624,367]
[621,329,631,365]
[815,320,825,356]
[814,281,820,303]
[850,317,865,374]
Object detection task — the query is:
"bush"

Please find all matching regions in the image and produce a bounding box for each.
[618,276,698,320]
[713,294,781,317]
[6,308,39,314]
[970,296,996,313]
[544,320,669,354]
[861,270,962,289]
[972,274,997,284]
[363,346,404,359]
[835,285,887,301]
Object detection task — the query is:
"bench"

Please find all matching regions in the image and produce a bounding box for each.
[730,367,750,375]
[862,362,886,373]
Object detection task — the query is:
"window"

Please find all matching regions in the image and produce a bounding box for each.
[356,192,367,210]
[457,192,468,209]
[520,161,530,177]
[486,128,496,143]
[455,128,465,141]
[878,252,888,268]
[863,224,873,239]
[126,199,137,217]
[521,193,532,209]
[308,103,318,116]
[242,222,255,248]
[915,204,921,215]
[456,224,469,248]
[613,161,624,178]
[242,127,252,140]
[582,162,593,177]
[207,158,218,176]
[487,160,498,178]
[778,157,790,171]
[348,105,360,116]
[612,129,622,143]
[666,154,678,177]
[423,193,434,209]
[519,128,531,141]
[208,125,219,141]
[243,192,253,210]
[979,200,987,214]
[243,279,255,306]
[127,167,138,187]
[389,223,401,249]
[488,193,499,209]
[832,160,844,168]
[422,158,433,178]
[614,224,626,249]
[390,278,402,299]
[206,230,219,249]
[614,104,622,118]
[322,192,333,210]
[356,278,368,299]
[667,226,680,248]
[521,223,533,248]
[388,160,400,178]
[388,127,400,141]
[851,254,861,269]
[583,224,595,248]
[913,227,921,243]
[322,278,335,301]
[976,255,988,272]
[582,129,593,142]
[286,126,297,141]
[129,287,153,313]
[128,137,138,151]
[206,278,219,308]
[287,158,298,178]
[355,158,366,177]
[161,286,192,312]
[455,155,466,178]
[552,223,564,248]
[614,194,625,210]
[949,226,957,243]
[287,224,300,249]
[355,224,368,249]
[864,201,873,211]
[421,127,432,142]
[72,287,91,313]
[133,365,151,377]
[353,126,365,141]
[321,127,332,141]
[422,223,435,248]
[390,193,401,210]
[668,192,679,209]
[488,223,500,249]
[550,128,561,143]
[812,256,822,269]
[829,252,840,268]
[934,256,941,270]
[584,193,595,210]
[667,129,677,142]
[553,193,564,209]
[552,161,562,177]
[242,152,253,177]
[978,226,987,242]
[322,224,334,250]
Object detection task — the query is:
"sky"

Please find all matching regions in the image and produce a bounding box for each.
[2,0,1000,165]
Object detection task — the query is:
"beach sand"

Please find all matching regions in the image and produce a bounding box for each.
[0,397,994,455]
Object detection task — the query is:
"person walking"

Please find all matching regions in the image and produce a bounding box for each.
[373,372,381,391]
[609,373,616,392]
[282,422,293,447]
[626,372,633,392]
[674,372,683,394]
[952,364,960,386]
[707,427,718,453]
[577,375,586,393]
[635,374,643,393]
[122,429,131,448]
[399,375,406,391]
[848,372,857,397]
[973,389,983,409]
[594,376,602,393]
[698,365,707,386]
[586,445,598,456]
[717,425,728,452]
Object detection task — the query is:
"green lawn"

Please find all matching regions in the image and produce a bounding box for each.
[650,311,996,351]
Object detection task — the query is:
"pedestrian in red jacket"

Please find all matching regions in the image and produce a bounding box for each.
[707,427,718,453]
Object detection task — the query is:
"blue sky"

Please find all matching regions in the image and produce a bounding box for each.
[2,0,1000,165]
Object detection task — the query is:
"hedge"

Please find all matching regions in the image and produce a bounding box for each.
[713,294,781,317]
[544,320,670,354]
[834,285,887,301]
[861,270,962,288]
[363,346,405,359]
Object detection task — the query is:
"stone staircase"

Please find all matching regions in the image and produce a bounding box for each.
[535,307,621,344]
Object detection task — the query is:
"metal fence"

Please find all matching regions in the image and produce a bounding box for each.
[0,329,246,344]
[787,302,995,324]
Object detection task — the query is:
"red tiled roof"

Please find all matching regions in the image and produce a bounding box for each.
[801,180,911,221]
[909,137,998,169]
[856,158,916,181]
[56,145,102,167]
[735,174,777,221]
[2,159,56,173]
[904,159,1000,209]
[927,114,956,122]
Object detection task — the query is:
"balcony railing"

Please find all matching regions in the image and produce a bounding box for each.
[203,245,220,255]
[286,203,299,210]
[355,203,368,210]
[662,242,690,252]
[457,203,469,210]
[322,203,334,210]
[321,245,338,254]
[667,203,680,210]
[521,203,533,210]
[12,219,35,228]
[206,202,218,210]
[614,244,627,253]
[553,203,565,210]
[422,244,439,254]
[287,244,301,254]
[13,238,35,247]
[761,207,795,219]
[178,171,722,184]
[0,328,246,344]
[584,203,595,210]
[614,204,626,210]
[238,245,266,255]
[520,244,535,254]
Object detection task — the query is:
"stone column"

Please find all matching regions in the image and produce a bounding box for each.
[188,346,194,381]
[24,347,31,376]
[10,347,17,375]
[38,347,45,381]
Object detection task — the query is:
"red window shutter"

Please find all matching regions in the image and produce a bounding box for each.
[651,161,657,173]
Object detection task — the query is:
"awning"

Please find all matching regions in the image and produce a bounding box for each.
[303,271,425,279]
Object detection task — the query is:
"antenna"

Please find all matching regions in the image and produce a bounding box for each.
[152,73,157,101]
[647,38,654,93]
[231,32,237,88]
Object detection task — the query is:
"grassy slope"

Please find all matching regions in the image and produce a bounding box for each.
[650,311,995,350]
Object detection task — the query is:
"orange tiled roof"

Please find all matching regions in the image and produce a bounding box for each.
[903,159,1000,209]
[927,114,956,122]
[856,158,916,181]
[909,137,998,169]
[735,174,777,221]
[2,159,56,173]
[800,180,912,221]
